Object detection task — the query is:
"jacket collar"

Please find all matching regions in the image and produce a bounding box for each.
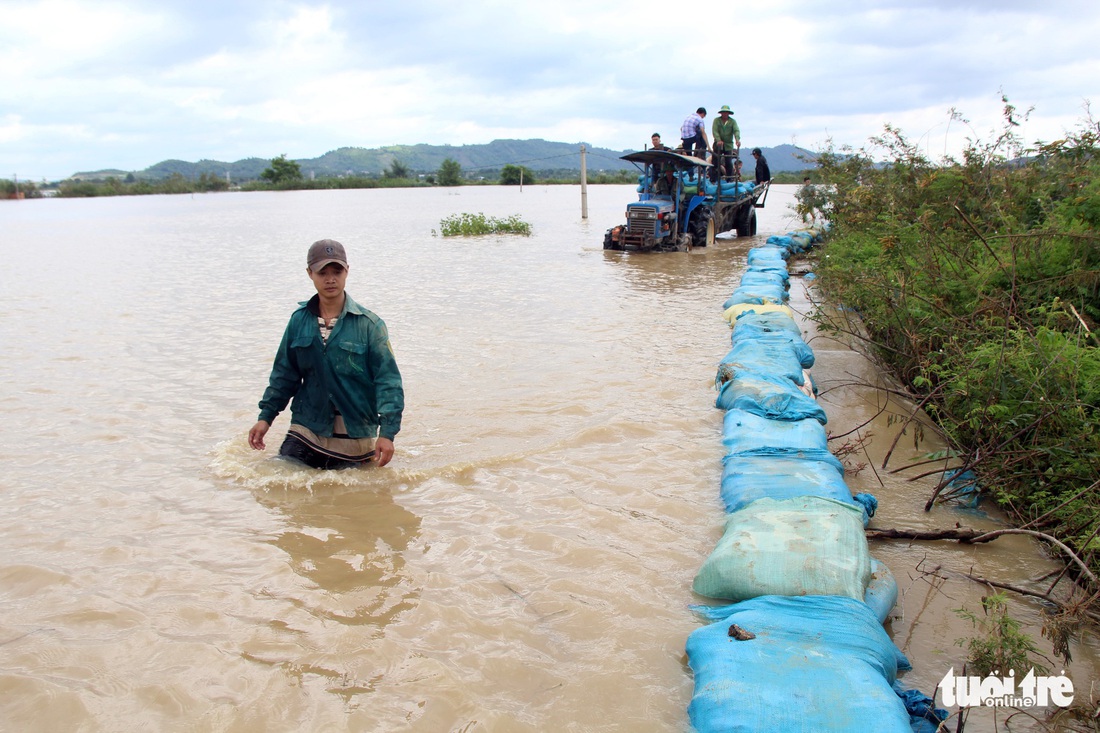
[301,293,370,318]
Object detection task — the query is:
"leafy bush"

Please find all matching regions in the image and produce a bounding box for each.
[810,100,1100,578]
[437,212,531,237]
[500,165,535,185]
[260,154,302,184]
[438,158,462,186]
[955,593,1049,677]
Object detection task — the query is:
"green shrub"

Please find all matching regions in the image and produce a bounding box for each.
[955,593,1049,677]
[810,101,1100,579]
[437,212,531,237]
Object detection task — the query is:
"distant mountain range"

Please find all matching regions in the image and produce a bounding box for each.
[70,140,818,181]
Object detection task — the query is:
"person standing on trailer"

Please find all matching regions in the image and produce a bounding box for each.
[751,148,771,184]
[680,107,709,159]
[711,105,741,178]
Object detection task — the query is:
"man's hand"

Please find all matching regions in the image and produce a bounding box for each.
[375,437,395,467]
[248,420,271,450]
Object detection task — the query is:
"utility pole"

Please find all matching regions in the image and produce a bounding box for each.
[580,145,588,219]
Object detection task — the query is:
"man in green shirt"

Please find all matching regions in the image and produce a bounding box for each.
[248,239,404,469]
[711,105,741,178]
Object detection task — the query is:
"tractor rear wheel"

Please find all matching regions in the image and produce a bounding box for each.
[735,206,757,237]
[690,209,716,247]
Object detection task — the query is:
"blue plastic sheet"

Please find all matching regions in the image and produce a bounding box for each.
[716,372,828,423]
[893,684,949,732]
[789,232,814,249]
[687,596,912,733]
[942,468,982,508]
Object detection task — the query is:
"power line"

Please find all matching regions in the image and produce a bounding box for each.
[461,152,583,172]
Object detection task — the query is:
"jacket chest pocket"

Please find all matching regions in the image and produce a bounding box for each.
[333,340,368,376]
[290,335,317,372]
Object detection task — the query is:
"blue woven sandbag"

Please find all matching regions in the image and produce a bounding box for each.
[744,264,789,280]
[722,284,789,308]
[686,595,912,733]
[730,330,814,370]
[730,311,802,338]
[729,335,813,369]
[717,180,753,198]
[739,270,790,288]
[747,246,789,263]
[719,454,853,515]
[716,371,828,423]
[865,559,899,624]
[720,409,827,454]
[718,340,807,385]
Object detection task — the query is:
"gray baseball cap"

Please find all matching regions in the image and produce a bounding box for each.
[307,239,348,271]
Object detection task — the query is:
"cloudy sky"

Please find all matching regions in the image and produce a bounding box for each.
[2,0,1098,180]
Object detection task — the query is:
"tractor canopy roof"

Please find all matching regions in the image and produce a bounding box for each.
[620,149,713,169]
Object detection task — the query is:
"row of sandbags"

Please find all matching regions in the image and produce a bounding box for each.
[687,228,946,732]
[634,172,759,200]
[703,179,756,199]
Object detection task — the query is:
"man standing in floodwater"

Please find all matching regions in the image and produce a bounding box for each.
[248,239,404,469]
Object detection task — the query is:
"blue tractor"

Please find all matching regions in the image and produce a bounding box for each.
[604,149,768,252]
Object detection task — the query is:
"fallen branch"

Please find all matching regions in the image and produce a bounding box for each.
[868,526,1099,590]
[921,565,1100,625]
[969,529,1099,588]
[867,527,988,542]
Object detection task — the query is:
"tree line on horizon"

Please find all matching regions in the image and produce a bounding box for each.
[59,139,811,185]
[42,155,655,197]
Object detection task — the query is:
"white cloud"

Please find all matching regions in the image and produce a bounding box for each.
[1,0,1099,179]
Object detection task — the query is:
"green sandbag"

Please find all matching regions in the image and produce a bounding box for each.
[693,496,871,602]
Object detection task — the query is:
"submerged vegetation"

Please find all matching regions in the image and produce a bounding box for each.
[810,100,1100,591]
[436,212,532,237]
[956,593,1050,678]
